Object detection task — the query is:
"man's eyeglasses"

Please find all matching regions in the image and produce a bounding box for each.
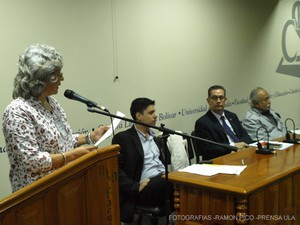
[210,95,226,101]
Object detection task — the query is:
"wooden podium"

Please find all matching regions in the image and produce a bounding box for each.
[0,145,120,225]
[168,140,300,225]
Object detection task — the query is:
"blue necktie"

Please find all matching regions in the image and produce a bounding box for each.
[220,116,240,142]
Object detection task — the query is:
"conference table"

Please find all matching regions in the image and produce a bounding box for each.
[168,137,300,225]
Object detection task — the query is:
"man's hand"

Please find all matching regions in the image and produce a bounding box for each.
[139,178,150,192]
[234,142,249,150]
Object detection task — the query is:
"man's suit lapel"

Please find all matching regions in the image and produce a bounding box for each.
[129,126,144,158]
[207,110,223,131]
[129,126,166,164]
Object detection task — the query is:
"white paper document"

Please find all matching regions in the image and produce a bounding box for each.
[294,129,300,135]
[248,141,293,150]
[94,111,125,146]
[179,164,247,176]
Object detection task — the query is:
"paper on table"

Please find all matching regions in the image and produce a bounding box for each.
[248,141,293,150]
[94,111,125,146]
[179,164,247,176]
[294,129,300,135]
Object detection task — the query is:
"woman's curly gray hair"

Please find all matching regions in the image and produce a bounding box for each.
[13,44,63,99]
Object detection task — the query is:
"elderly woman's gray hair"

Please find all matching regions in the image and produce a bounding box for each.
[13,44,63,99]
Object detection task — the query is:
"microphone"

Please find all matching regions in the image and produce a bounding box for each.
[283,118,300,144]
[255,126,276,154]
[64,89,109,112]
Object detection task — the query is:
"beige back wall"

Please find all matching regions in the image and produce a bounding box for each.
[0,0,299,198]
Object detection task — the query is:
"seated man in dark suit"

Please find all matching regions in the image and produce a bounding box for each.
[194,85,253,160]
[112,97,174,223]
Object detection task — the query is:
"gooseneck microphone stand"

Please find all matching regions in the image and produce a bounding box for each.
[86,107,238,225]
[255,126,277,154]
[159,127,171,225]
[283,118,300,144]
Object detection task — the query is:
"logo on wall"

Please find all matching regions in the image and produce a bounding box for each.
[276,0,300,78]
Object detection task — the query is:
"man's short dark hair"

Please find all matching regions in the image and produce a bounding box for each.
[130,98,155,120]
[208,85,226,98]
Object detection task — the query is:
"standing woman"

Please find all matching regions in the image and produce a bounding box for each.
[2,44,109,192]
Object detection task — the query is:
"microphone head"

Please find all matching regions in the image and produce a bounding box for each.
[64,89,74,99]
[63,89,98,108]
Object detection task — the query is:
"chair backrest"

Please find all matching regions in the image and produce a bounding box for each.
[166,133,190,171]
[191,131,203,164]
[156,131,194,169]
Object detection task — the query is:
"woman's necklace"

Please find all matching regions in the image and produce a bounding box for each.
[41,99,47,105]
[40,98,52,112]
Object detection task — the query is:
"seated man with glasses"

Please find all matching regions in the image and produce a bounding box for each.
[194,85,253,160]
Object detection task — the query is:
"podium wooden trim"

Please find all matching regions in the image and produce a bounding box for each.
[0,144,120,225]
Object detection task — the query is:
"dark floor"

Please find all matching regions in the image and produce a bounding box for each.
[121,214,174,225]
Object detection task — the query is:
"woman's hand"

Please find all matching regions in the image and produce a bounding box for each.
[68,145,98,160]
[90,125,110,143]
[51,145,97,168]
